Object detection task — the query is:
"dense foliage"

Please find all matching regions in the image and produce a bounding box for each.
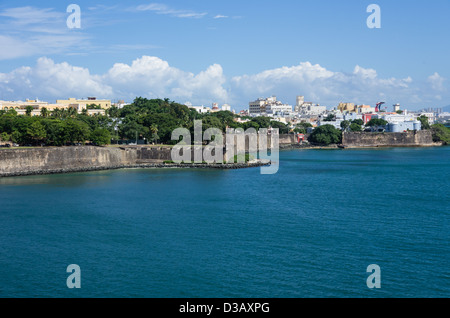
[366,118,388,127]
[431,124,450,145]
[0,97,292,146]
[308,124,342,145]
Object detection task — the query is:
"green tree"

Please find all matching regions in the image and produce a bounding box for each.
[351,119,364,126]
[323,114,336,122]
[25,106,34,117]
[27,121,47,145]
[270,121,289,134]
[11,131,21,144]
[418,115,431,130]
[63,120,91,144]
[366,118,388,127]
[40,107,49,118]
[1,132,11,142]
[150,124,159,144]
[52,108,62,118]
[431,124,450,144]
[350,123,363,132]
[251,116,271,129]
[90,128,111,146]
[308,125,342,145]
[340,120,351,131]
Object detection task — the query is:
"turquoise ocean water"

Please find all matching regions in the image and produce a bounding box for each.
[0,147,448,298]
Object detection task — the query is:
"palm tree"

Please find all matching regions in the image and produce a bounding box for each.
[67,107,77,118]
[25,106,34,116]
[40,107,49,118]
[52,108,62,118]
[150,124,159,145]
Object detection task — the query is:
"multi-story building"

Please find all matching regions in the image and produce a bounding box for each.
[357,105,375,114]
[337,102,356,113]
[249,98,267,115]
[418,112,436,125]
[267,103,293,115]
[56,97,111,109]
[298,104,327,116]
[249,96,292,116]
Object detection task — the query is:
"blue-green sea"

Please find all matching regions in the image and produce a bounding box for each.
[0,147,449,298]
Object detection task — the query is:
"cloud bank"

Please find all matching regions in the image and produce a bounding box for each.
[0,56,446,110]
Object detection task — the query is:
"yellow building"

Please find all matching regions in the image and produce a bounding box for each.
[0,99,105,116]
[337,102,356,113]
[56,97,111,109]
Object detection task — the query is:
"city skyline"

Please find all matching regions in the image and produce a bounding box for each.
[0,0,449,110]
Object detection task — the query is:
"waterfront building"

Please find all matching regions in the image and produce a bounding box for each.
[380,113,417,123]
[56,97,111,109]
[386,121,421,132]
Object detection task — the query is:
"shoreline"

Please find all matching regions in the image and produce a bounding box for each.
[0,142,445,178]
[0,161,271,178]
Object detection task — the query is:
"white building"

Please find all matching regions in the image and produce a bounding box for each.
[294,95,327,115]
[249,96,292,116]
[381,113,417,124]
[267,103,293,115]
[185,102,211,114]
[249,98,267,115]
[221,104,231,112]
[418,112,436,125]
[297,104,327,116]
[437,112,450,123]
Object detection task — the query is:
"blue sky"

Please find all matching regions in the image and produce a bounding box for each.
[0,0,449,110]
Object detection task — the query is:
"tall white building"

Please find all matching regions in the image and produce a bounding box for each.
[249,96,292,115]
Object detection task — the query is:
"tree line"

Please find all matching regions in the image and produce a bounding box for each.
[2,97,448,147]
[0,98,294,146]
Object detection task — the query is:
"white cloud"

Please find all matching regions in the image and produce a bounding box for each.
[231,62,416,106]
[0,6,63,29]
[214,15,228,19]
[0,56,447,110]
[135,3,207,19]
[427,72,446,91]
[0,56,227,105]
[105,56,227,102]
[0,6,90,60]
[0,57,112,100]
